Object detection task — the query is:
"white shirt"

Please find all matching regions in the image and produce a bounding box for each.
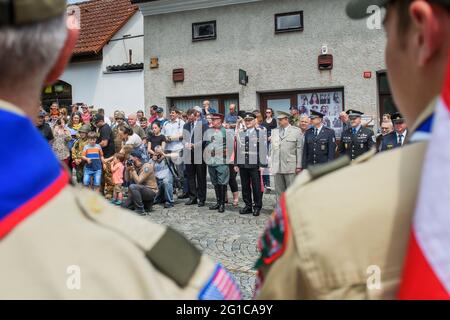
[314,125,324,136]
[125,133,142,148]
[396,130,407,146]
[162,119,185,151]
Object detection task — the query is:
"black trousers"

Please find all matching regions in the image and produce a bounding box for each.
[239,167,262,210]
[124,184,156,211]
[185,163,207,202]
[228,164,239,193]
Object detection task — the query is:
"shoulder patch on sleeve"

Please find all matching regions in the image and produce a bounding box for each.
[255,194,289,269]
[198,264,242,300]
[146,227,201,288]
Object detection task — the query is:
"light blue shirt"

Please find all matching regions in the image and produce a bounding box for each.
[152,159,171,180]
[352,125,362,134]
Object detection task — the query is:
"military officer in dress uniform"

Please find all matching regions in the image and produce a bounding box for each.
[302,110,336,169]
[234,113,268,217]
[0,0,241,300]
[254,0,450,299]
[204,113,234,213]
[270,111,304,199]
[380,112,409,151]
[339,109,375,160]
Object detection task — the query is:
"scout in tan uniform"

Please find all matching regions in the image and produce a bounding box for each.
[0,0,241,300]
[255,0,450,299]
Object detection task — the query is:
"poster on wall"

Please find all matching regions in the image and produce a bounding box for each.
[298,90,344,138]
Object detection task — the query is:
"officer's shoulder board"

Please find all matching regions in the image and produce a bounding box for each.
[255,149,377,272]
[74,188,201,288]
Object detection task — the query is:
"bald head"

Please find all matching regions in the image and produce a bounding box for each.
[128,113,137,126]
[299,115,310,132]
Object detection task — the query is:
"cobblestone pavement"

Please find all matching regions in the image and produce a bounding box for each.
[146,184,277,300]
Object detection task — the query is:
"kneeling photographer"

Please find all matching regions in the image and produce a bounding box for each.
[123,150,158,215]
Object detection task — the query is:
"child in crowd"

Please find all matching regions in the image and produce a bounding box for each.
[81,132,104,192]
[110,153,125,205]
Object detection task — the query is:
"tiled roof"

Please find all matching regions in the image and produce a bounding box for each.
[71,0,138,56]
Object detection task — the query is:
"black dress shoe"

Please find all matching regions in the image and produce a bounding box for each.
[253,209,261,217]
[185,198,198,205]
[239,206,253,215]
[178,193,189,199]
[218,204,225,213]
[198,201,205,207]
[209,203,220,210]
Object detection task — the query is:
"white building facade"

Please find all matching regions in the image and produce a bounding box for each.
[60,11,145,116]
[135,0,392,135]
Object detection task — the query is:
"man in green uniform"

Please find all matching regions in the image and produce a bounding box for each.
[71,124,91,183]
[204,113,233,213]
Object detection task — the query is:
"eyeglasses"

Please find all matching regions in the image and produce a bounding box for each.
[266,111,272,114]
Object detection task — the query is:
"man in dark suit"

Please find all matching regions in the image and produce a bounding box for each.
[380,112,409,152]
[339,109,375,160]
[182,108,208,207]
[302,110,336,169]
[234,113,268,217]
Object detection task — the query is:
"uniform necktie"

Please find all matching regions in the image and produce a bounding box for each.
[352,128,357,135]
[314,128,318,137]
[281,128,285,137]
[398,134,403,145]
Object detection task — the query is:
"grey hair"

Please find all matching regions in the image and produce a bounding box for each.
[0,15,67,89]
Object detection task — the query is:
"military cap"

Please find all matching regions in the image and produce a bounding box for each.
[78,124,91,133]
[114,111,125,119]
[130,149,144,161]
[310,110,325,119]
[277,111,290,120]
[346,0,450,20]
[237,110,247,119]
[210,113,224,120]
[243,113,256,120]
[0,0,67,27]
[156,107,164,113]
[346,109,364,117]
[140,117,148,123]
[391,112,405,123]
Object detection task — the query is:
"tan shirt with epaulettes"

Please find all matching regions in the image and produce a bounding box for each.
[0,101,218,299]
[257,99,436,300]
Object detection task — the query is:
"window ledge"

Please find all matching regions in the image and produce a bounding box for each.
[103,69,143,74]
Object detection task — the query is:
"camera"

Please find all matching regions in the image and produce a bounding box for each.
[126,159,134,167]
